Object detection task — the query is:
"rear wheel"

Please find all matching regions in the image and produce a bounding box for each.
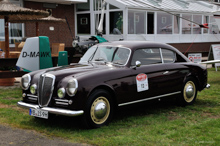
[179,77,197,106]
[82,89,113,129]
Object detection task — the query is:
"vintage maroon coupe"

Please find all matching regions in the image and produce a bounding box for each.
[17,41,210,128]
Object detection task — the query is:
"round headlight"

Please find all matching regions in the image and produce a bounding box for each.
[21,74,31,90]
[66,79,78,96]
[30,84,37,94]
[58,88,65,98]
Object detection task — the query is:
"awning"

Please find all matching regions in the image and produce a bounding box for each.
[106,0,220,14]
[25,0,87,5]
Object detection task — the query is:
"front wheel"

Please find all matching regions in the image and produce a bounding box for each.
[82,89,113,129]
[179,78,197,106]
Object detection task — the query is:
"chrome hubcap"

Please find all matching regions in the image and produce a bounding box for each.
[185,85,194,98]
[184,81,196,103]
[94,102,107,119]
[91,96,110,124]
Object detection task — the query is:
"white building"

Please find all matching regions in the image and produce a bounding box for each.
[75,0,220,54]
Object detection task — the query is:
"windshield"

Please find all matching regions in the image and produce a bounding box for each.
[79,45,130,65]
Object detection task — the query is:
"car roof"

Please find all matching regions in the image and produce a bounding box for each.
[97,41,177,51]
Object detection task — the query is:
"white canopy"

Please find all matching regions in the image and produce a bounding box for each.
[25,0,87,5]
[106,0,220,14]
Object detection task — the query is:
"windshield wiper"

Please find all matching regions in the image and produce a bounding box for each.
[95,58,106,61]
[112,61,124,65]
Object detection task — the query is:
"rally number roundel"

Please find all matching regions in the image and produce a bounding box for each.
[136,73,147,81]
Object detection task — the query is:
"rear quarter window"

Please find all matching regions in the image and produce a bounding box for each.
[161,49,175,63]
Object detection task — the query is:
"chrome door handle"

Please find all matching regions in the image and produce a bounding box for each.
[163,71,169,74]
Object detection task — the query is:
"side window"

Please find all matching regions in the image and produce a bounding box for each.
[161,49,175,63]
[131,48,162,66]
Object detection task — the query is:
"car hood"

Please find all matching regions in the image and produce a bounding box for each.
[41,63,115,81]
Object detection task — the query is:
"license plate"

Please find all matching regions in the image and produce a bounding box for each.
[29,108,48,119]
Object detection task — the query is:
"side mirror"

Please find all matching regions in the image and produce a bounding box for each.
[136,61,141,67]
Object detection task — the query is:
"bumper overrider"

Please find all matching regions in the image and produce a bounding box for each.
[17,101,84,117]
[206,84,210,89]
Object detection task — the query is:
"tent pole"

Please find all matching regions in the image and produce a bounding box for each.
[4,16,9,58]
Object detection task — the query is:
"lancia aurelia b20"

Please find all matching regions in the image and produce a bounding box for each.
[17,41,210,128]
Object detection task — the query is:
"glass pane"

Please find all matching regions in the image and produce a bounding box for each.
[203,16,209,34]
[10,23,22,37]
[182,14,192,34]
[147,12,154,34]
[0,19,4,37]
[109,4,119,9]
[174,14,180,34]
[110,11,123,34]
[193,15,202,34]
[95,14,106,34]
[77,14,91,34]
[131,48,162,66]
[94,0,102,11]
[128,11,146,34]
[112,48,130,65]
[76,0,90,11]
[89,46,130,65]
[210,16,219,34]
[157,12,172,34]
[0,20,22,44]
[79,46,97,63]
[161,49,175,63]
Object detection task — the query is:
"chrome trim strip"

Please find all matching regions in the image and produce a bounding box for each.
[55,99,69,102]
[38,73,56,107]
[28,97,38,101]
[17,101,84,117]
[118,91,181,107]
[27,94,38,98]
[55,102,69,106]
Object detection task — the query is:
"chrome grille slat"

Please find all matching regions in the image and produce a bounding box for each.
[38,74,55,107]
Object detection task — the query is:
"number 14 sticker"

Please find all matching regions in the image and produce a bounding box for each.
[136,73,149,92]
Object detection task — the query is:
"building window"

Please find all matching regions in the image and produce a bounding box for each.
[147,12,154,34]
[77,14,91,34]
[174,14,180,34]
[76,0,90,12]
[110,11,123,35]
[157,12,172,34]
[182,14,192,34]
[128,11,146,34]
[0,21,23,43]
[210,16,219,34]
[193,15,202,34]
[203,16,209,34]
[94,0,103,11]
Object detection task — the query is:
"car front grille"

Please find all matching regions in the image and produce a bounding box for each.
[38,73,55,107]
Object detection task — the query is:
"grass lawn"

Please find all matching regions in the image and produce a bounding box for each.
[0,68,219,145]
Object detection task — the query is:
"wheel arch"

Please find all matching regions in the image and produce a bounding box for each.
[88,85,118,108]
[184,73,200,90]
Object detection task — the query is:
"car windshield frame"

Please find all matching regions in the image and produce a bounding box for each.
[79,45,131,66]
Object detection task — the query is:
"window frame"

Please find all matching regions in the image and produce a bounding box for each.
[131,48,176,66]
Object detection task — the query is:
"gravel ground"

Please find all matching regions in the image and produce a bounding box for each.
[0,124,88,146]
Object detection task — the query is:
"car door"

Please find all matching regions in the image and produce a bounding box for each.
[161,48,190,93]
[129,48,170,102]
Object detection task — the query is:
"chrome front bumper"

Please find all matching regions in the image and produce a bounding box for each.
[17,101,84,117]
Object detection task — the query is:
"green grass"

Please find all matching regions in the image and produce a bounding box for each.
[0,68,220,145]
